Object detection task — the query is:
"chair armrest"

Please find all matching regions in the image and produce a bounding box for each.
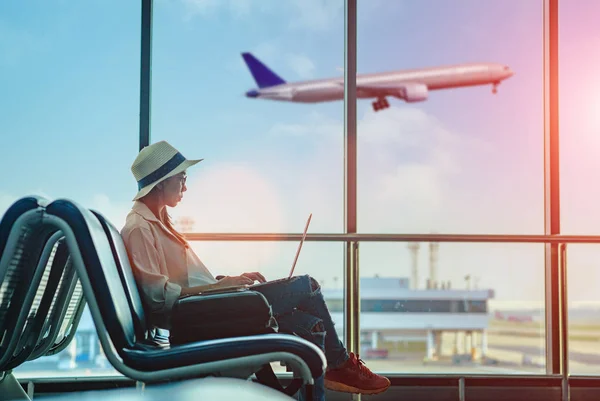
[124,333,326,380]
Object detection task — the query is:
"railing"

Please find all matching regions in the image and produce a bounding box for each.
[183,232,595,401]
[184,233,600,244]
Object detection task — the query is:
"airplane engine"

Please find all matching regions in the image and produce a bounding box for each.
[397,83,428,102]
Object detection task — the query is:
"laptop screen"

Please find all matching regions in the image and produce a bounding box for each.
[288,213,312,278]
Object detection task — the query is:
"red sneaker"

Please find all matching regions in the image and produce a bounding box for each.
[324,352,391,395]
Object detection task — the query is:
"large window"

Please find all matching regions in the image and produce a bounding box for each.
[2,0,140,378]
[1,0,593,389]
[354,0,547,375]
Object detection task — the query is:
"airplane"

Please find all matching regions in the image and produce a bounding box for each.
[242,52,514,112]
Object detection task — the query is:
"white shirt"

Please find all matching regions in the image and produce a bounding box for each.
[121,201,217,329]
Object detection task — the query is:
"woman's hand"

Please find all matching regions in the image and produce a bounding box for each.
[180,275,253,296]
[213,275,254,288]
[242,272,267,283]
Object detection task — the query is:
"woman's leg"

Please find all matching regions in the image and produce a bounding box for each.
[253,275,390,396]
[252,275,348,367]
[274,311,326,401]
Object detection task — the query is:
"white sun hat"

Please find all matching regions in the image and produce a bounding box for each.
[131,140,203,201]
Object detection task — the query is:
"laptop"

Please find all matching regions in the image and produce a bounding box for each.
[197,213,312,295]
[250,212,312,289]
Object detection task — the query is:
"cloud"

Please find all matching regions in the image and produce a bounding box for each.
[248,105,546,304]
[285,53,316,79]
[187,105,473,250]
[172,163,286,275]
[181,0,218,15]
[287,0,343,32]
[227,0,253,18]
[180,0,254,20]
[265,106,466,235]
[180,0,252,19]
[88,194,132,230]
[268,111,339,138]
[358,108,470,232]
[175,163,286,232]
[180,0,263,21]
[178,0,342,31]
[250,42,279,66]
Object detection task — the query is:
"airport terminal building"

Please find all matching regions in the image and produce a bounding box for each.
[324,277,494,361]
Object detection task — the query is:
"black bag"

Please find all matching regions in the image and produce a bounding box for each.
[169,288,305,398]
[169,289,278,345]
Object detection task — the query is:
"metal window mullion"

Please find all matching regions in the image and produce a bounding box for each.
[139,0,153,151]
[353,241,360,355]
[343,0,358,356]
[543,0,561,376]
[344,0,358,351]
[183,232,600,244]
[559,243,569,401]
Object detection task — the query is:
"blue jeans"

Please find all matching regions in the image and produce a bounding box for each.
[253,275,349,401]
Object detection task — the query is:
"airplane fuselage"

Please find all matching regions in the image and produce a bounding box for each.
[247,63,513,104]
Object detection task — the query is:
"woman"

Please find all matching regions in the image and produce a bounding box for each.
[121,141,390,399]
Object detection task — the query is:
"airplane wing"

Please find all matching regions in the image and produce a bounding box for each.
[355,82,429,102]
[356,83,405,96]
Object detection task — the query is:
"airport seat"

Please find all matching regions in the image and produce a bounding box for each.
[40,198,325,396]
[30,267,86,360]
[0,196,56,371]
[0,196,76,400]
[3,237,70,369]
[90,210,312,396]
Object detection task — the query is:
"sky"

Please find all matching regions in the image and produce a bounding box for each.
[1,0,600,310]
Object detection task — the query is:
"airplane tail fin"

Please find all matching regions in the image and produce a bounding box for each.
[241,52,286,89]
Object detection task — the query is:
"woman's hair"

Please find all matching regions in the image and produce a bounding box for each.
[159,207,189,245]
[145,178,190,245]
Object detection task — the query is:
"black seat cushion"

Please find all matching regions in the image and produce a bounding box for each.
[122,333,325,379]
[91,210,147,341]
[46,199,139,351]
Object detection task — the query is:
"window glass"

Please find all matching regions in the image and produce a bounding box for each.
[560,0,600,234]
[356,0,544,235]
[151,0,345,233]
[567,245,600,375]
[359,242,546,374]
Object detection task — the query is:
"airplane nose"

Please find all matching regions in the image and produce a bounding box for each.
[502,66,514,78]
[246,90,259,98]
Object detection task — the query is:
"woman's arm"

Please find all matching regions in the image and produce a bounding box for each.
[180,275,254,296]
